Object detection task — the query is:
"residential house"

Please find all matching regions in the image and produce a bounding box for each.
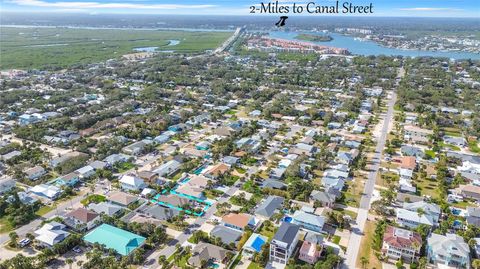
[153,160,182,177]
[7,191,37,205]
[396,208,435,229]
[175,175,208,199]
[49,152,88,168]
[83,224,146,256]
[254,196,284,220]
[103,153,130,166]
[34,221,70,248]
[119,174,146,191]
[404,125,433,144]
[55,172,80,187]
[466,207,480,227]
[427,233,470,268]
[270,222,300,265]
[122,140,153,156]
[243,233,267,258]
[210,225,243,246]
[29,184,62,200]
[457,184,480,201]
[270,167,287,180]
[143,204,180,221]
[75,165,95,179]
[292,210,325,233]
[64,208,100,231]
[137,171,158,184]
[299,233,323,264]
[443,136,467,147]
[261,179,287,190]
[401,145,424,158]
[222,156,239,166]
[25,166,46,181]
[221,213,256,231]
[204,163,230,179]
[1,150,21,161]
[382,226,422,262]
[188,242,232,268]
[88,202,124,217]
[310,190,336,208]
[89,160,107,170]
[107,192,138,207]
[403,201,441,223]
[0,177,15,194]
[400,156,417,170]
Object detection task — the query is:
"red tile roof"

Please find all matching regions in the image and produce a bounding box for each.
[400,156,417,170]
[66,208,99,223]
[383,226,422,250]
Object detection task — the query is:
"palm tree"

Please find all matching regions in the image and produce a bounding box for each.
[472,259,480,269]
[360,256,369,269]
[158,255,167,268]
[9,232,19,248]
[65,258,73,269]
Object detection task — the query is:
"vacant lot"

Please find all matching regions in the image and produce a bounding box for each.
[1,27,232,69]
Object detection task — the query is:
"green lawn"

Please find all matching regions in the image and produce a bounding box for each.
[451,200,475,209]
[469,141,480,153]
[342,179,362,207]
[1,27,233,69]
[36,205,54,216]
[442,128,462,137]
[416,177,440,199]
[235,167,247,174]
[81,194,106,206]
[356,220,381,269]
[332,235,341,244]
[258,222,277,240]
[247,262,263,269]
[115,162,136,173]
[0,217,14,234]
[333,208,358,220]
[424,150,436,159]
[439,142,461,151]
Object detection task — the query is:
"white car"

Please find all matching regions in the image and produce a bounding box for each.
[19,238,31,248]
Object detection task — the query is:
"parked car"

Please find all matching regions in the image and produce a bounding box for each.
[73,246,82,253]
[19,238,31,248]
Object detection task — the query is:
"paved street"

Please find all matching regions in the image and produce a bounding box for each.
[0,181,106,246]
[344,91,397,269]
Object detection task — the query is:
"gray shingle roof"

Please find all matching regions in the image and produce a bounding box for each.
[210,225,242,245]
[273,222,299,245]
[255,196,284,218]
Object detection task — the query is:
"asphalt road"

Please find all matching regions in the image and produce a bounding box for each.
[344,91,397,269]
[0,189,89,245]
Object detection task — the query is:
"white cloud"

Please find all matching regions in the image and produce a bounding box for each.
[8,0,216,9]
[399,7,463,11]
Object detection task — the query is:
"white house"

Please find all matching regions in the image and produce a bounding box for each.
[119,174,146,191]
[34,222,70,248]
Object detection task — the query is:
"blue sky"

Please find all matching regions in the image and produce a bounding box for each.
[1,0,479,17]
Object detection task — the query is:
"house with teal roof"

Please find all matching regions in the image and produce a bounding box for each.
[83,224,146,255]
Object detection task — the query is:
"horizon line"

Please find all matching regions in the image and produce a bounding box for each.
[1,11,479,19]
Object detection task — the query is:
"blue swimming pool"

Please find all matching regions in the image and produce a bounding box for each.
[193,166,206,175]
[209,263,220,268]
[451,208,461,215]
[251,236,266,252]
[283,216,292,223]
[180,177,191,184]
